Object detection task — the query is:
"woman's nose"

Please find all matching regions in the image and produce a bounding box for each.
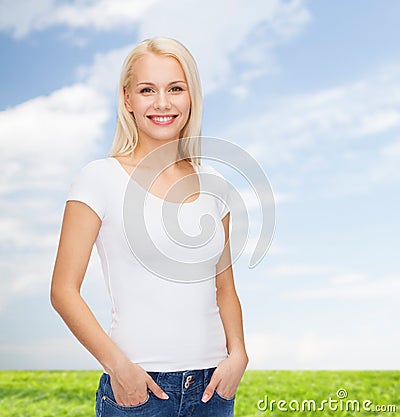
[153,90,171,110]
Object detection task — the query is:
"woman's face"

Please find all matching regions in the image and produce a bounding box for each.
[124,53,191,144]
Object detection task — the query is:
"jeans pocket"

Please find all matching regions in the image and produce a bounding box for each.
[214,389,236,401]
[98,372,152,414]
[102,391,151,411]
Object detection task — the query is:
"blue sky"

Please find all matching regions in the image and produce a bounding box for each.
[0,0,399,370]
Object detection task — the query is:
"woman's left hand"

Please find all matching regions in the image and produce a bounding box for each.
[201,349,248,402]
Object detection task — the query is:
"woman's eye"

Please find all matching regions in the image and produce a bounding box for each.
[140,87,153,94]
[170,86,183,92]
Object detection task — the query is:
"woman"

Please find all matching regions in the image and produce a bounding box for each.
[51,37,248,417]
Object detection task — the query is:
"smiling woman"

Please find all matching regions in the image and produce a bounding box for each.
[109,37,203,163]
[123,53,191,145]
[50,37,248,417]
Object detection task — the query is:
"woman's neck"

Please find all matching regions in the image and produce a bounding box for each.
[131,139,182,172]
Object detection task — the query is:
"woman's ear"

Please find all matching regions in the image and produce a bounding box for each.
[124,87,133,112]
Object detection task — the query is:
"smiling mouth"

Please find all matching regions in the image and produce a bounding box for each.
[147,115,178,125]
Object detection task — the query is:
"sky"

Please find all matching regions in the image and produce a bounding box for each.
[0,0,399,370]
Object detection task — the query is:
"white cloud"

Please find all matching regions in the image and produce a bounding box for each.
[0,83,109,195]
[0,237,105,313]
[330,273,366,285]
[0,0,53,38]
[244,262,400,301]
[0,0,310,48]
[231,85,249,100]
[266,263,338,277]
[0,337,100,369]
[246,331,400,369]
[138,0,311,94]
[221,61,400,195]
[381,136,400,157]
[222,64,400,166]
[67,0,312,100]
[0,70,112,311]
[50,0,158,31]
[76,45,133,97]
[285,274,400,300]
[0,0,158,38]
[0,0,311,95]
[365,137,400,186]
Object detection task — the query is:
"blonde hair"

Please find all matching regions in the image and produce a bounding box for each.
[108,37,202,165]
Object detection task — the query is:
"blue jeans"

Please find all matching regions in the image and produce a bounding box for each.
[96,367,235,416]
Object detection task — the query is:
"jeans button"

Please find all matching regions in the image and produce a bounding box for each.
[184,375,193,389]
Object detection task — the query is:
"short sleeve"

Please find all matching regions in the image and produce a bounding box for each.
[202,164,231,220]
[67,160,106,220]
[219,175,231,219]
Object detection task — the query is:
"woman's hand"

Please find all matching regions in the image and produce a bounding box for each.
[201,349,248,402]
[109,359,169,406]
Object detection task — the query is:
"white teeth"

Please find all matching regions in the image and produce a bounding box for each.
[151,116,174,122]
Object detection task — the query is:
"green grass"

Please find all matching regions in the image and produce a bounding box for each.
[236,371,399,417]
[0,371,100,417]
[0,371,398,416]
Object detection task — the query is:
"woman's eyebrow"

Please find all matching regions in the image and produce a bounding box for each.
[136,80,187,87]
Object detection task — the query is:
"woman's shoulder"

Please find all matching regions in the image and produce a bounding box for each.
[197,162,226,179]
[70,157,116,186]
[74,157,116,176]
[197,162,230,196]
[79,157,113,170]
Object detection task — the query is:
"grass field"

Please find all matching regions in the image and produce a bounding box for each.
[0,370,398,416]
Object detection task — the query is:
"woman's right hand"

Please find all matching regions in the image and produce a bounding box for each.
[109,359,169,406]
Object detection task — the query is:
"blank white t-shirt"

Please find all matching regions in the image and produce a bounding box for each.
[67,157,231,372]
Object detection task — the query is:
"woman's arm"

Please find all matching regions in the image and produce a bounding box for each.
[50,201,168,406]
[202,212,249,402]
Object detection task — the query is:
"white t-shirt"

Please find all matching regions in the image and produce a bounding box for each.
[67,157,231,372]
